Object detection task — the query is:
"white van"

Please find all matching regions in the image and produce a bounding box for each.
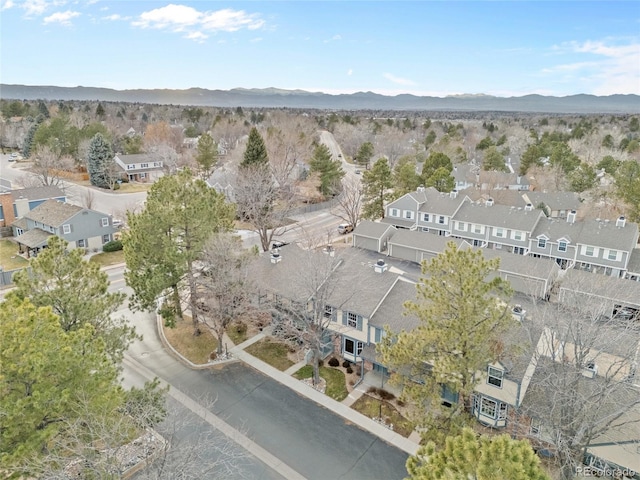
[337,223,353,234]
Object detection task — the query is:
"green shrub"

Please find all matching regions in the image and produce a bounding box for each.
[103,240,123,252]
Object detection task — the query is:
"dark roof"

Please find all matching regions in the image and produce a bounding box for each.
[24,199,83,226]
[14,228,53,248]
[10,186,65,202]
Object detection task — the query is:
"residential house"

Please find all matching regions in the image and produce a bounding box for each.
[114,153,164,182]
[522,191,583,219]
[13,199,116,257]
[625,249,640,282]
[477,170,530,191]
[352,220,396,253]
[0,186,66,227]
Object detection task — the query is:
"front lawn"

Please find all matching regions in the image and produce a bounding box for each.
[162,317,218,365]
[226,321,248,345]
[0,239,28,271]
[350,394,414,437]
[244,338,294,371]
[294,365,349,401]
[89,250,124,267]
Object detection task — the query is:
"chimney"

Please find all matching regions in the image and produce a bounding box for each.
[416,185,425,193]
[450,189,458,199]
[0,193,15,227]
[270,248,282,264]
[374,259,388,274]
[486,198,494,207]
[616,216,626,228]
[567,210,576,224]
[524,203,533,212]
[323,244,335,257]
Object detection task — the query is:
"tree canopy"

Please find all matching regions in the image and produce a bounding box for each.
[379,243,514,445]
[241,127,269,167]
[407,428,550,480]
[354,141,375,167]
[309,143,345,196]
[195,132,218,179]
[87,132,114,188]
[361,157,393,220]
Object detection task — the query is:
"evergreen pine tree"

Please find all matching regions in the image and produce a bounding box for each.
[241,127,269,168]
[87,133,113,188]
[309,144,345,196]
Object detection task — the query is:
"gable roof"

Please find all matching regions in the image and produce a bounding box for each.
[532,216,639,251]
[24,199,83,226]
[368,278,419,332]
[10,186,65,202]
[353,220,395,239]
[453,201,544,231]
[523,191,582,211]
[114,153,157,165]
[417,188,468,216]
[626,248,640,275]
[389,229,465,252]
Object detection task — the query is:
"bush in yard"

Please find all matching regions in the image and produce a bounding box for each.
[368,386,378,395]
[346,367,353,374]
[328,357,340,367]
[102,240,123,252]
[342,360,351,368]
[379,389,396,401]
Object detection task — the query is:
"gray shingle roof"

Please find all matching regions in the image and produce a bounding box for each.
[14,228,53,248]
[353,220,395,239]
[453,201,544,231]
[559,268,640,308]
[24,199,83,227]
[388,229,464,252]
[368,278,420,332]
[10,186,65,202]
[417,188,468,216]
[380,217,415,228]
[626,248,640,275]
[115,153,156,165]
[524,191,582,212]
[532,216,639,251]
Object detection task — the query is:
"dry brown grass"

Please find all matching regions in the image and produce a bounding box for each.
[162,317,218,364]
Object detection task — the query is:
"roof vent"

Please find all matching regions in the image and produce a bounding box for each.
[450,189,458,199]
[616,216,626,228]
[567,210,576,224]
[374,259,388,274]
[524,203,533,212]
[486,198,494,207]
[323,244,335,257]
[270,248,282,264]
[416,185,425,192]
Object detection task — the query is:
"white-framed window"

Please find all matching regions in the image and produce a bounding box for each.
[456,221,467,231]
[140,172,147,179]
[607,250,619,261]
[140,163,149,168]
[421,227,430,232]
[537,238,546,248]
[530,420,541,436]
[404,210,414,220]
[390,208,399,217]
[153,162,161,167]
[422,213,430,222]
[438,215,445,224]
[472,224,484,234]
[494,228,505,238]
[347,312,358,328]
[498,402,507,420]
[512,230,523,241]
[77,239,86,248]
[480,398,497,418]
[324,305,336,321]
[585,246,595,257]
[102,234,110,244]
[343,337,363,356]
[101,217,109,227]
[62,224,71,234]
[558,241,567,252]
[487,367,504,388]
[127,164,135,170]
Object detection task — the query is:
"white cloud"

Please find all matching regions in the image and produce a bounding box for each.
[185,31,208,43]
[324,34,342,43]
[102,13,122,21]
[547,39,640,95]
[22,0,65,16]
[347,69,353,76]
[43,9,79,26]
[383,73,416,86]
[132,4,264,40]
[1,0,15,11]
[250,37,263,43]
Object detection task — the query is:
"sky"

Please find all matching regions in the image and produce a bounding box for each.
[1,1,639,98]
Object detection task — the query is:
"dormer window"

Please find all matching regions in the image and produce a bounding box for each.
[423,213,430,222]
[487,366,504,387]
[558,241,567,252]
[537,238,547,248]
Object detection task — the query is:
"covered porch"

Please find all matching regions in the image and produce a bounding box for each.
[14,228,53,258]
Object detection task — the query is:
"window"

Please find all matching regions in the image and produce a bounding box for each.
[494,228,505,238]
[63,224,71,234]
[140,163,149,168]
[127,164,135,170]
[77,239,86,248]
[498,402,507,420]
[344,338,363,356]
[373,327,382,343]
[558,241,567,252]
[140,173,147,179]
[438,216,445,224]
[324,305,336,321]
[101,217,109,227]
[347,312,357,328]
[456,222,466,231]
[422,213,430,222]
[607,250,618,261]
[512,231,523,241]
[153,162,161,167]
[480,398,497,418]
[585,246,594,257]
[472,224,483,234]
[404,210,414,220]
[537,238,546,248]
[530,420,541,436]
[487,367,503,387]
[391,208,399,217]
[102,234,110,244]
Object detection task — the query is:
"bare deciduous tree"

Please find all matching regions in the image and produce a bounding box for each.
[234,165,295,252]
[264,121,314,190]
[29,145,74,189]
[332,176,363,227]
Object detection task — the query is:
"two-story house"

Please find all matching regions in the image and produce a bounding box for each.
[114,153,164,182]
[13,199,116,257]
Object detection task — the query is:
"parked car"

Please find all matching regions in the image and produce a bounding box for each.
[354,169,361,175]
[271,240,289,249]
[337,223,354,234]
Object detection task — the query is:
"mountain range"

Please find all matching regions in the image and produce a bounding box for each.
[1,84,638,114]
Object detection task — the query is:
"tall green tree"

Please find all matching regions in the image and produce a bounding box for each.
[195,132,218,179]
[309,143,345,196]
[519,144,544,175]
[425,166,455,192]
[87,132,114,188]
[22,114,45,158]
[407,428,550,480]
[124,169,235,332]
[361,157,393,220]
[354,141,374,167]
[482,146,508,172]
[549,142,580,174]
[421,151,452,180]
[393,156,422,198]
[95,102,105,117]
[241,127,269,167]
[0,296,123,470]
[379,243,514,445]
[569,162,597,192]
[614,160,640,222]
[12,236,132,360]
